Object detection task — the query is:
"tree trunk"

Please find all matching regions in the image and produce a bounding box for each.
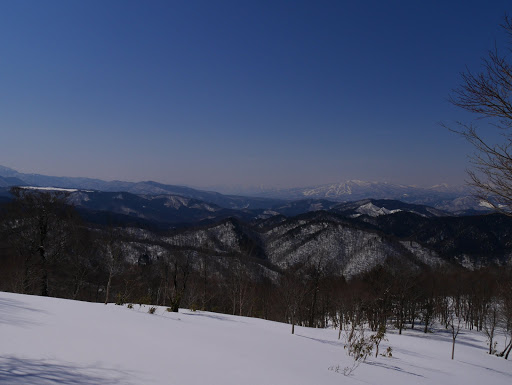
[39,212,49,297]
[451,337,455,360]
[104,270,112,305]
[309,285,318,328]
[162,263,169,306]
[22,257,31,294]
[239,281,244,316]
[95,283,101,302]
[72,280,81,300]
[505,339,512,360]
[40,254,48,296]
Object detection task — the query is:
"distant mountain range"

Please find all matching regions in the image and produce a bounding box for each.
[237,180,483,213]
[0,165,487,215]
[0,185,452,229]
[1,165,510,277]
[0,166,284,210]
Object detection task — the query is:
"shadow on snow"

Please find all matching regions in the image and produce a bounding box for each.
[0,298,49,327]
[0,356,136,385]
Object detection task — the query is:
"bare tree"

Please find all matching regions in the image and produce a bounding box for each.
[66,221,97,300]
[103,228,123,304]
[449,16,512,213]
[227,258,250,316]
[447,297,463,360]
[280,266,310,334]
[483,300,500,355]
[161,249,191,313]
[305,255,326,328]
[7,187,71,296]
[497,271,512,359]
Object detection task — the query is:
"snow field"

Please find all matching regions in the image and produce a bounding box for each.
[0,291,510,384]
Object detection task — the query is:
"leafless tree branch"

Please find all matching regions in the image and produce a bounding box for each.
[449,15,512,214]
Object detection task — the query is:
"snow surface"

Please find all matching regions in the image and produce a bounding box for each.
[20,186,94,193]
[21,186,80,192]
[0,291,510,385]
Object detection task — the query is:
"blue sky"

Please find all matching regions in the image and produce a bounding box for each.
[1,0,511,191]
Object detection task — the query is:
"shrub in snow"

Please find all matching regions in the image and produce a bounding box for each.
[338,322,391,376]
[115,293,124,306]
[148,307,156,314]
[381,346,392,358]
[127,303,133,309]
[369,324,387,357]
[341,324,374,375]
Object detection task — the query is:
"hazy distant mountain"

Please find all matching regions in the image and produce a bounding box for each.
[12,188,261,227]
[0,165,487,213]
[269,199,340,217]
[245,180,467,200]
[0,166,284,210]
[241,180,484,213]
[0,175,26,188]
[0,185,460,231]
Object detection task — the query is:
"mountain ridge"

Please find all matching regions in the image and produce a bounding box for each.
[0,165,485,213]
[0,166,284,210]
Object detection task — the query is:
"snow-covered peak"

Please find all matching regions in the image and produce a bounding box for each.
[356,202,401,217]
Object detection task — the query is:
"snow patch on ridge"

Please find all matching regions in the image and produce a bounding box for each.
[22,186,80,192]
[356,202,401,217]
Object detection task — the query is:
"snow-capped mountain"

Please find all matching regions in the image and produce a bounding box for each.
[331,199,450,218]
[244,180,482,213]
[0,165,487,213]
[0,186,459,230]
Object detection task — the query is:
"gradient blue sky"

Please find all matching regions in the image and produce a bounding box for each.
[1,0,511,191]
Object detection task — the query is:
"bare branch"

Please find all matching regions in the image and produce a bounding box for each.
[448,15,512,214]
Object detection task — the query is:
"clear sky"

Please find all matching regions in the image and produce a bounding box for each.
[1,0,511,192]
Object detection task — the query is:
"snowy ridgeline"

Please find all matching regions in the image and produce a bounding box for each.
[0,291,511,385]
[120,217,450,279]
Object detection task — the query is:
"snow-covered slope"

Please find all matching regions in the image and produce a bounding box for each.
[110,211,512,278]
[332,199,449,218]
[0,291,510,385]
